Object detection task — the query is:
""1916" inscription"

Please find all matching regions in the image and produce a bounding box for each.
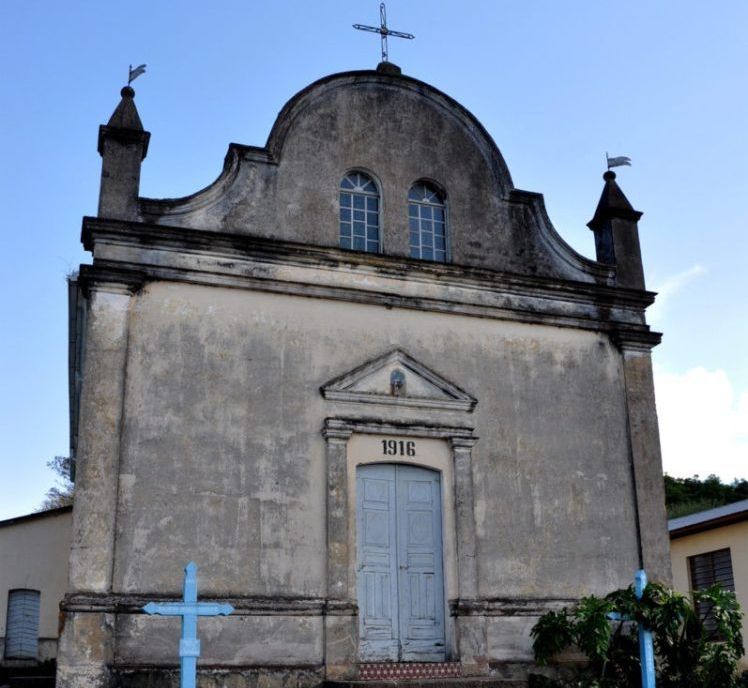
[381,439,416,457]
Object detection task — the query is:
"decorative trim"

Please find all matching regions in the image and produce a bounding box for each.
[98,125,150,158]
[321,425,353,442]
[612,327,663,353]
[509,188,617,280]
[111,664,323,674]
[321,417,480,665]
[321,349,476,412]
[323,393,471,411]
[450,437,478,450]
[81,218,659,324]
[265,71,513,195]
[78,263,146,296]
[453,597,579,617]
[139,144,245,219]
[358,662,461,680]
[323,418,476,441]
[62,593,346,616]
[325,599,358,616]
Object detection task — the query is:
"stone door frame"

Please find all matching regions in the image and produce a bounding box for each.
[322,418,478,678]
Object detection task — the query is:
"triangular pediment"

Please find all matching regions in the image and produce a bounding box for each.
[321,349,476,412]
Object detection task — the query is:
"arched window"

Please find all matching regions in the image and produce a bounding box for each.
[408,182,447,262]
[339,172,380,253]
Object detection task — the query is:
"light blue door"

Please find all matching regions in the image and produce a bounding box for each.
[356,464,400,661]
[357,464,446,662]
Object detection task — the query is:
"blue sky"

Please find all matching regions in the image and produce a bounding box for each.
[1,0,746,519]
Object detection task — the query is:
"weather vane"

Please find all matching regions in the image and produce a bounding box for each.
[606,152,632,170]
[353,3,414,63]
[128,63,147,86]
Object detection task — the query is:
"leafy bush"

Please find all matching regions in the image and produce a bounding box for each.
[529,581,744,687]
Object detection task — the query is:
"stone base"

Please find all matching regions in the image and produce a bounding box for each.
[111,666,325,688]
[105,664,568,688]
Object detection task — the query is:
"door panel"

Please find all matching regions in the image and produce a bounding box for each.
[357,463,446,662]
[396,466,446,661]
[357,465,399,660]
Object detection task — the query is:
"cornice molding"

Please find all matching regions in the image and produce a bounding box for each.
[77,263,147,296]
[62,592,353,616]
[82,217,651,304]
[80,219,662,338]
[453,597,580,616]
[323,418,476,441]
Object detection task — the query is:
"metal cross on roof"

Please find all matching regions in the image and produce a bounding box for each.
[353,2,414,63]
[143,562,233,688]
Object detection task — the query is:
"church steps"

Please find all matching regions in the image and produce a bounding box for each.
[325,680,527,688]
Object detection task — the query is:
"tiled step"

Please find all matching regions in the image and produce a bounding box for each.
[324,661,528,687]
[359,663,462,680]
[325,680,527,688]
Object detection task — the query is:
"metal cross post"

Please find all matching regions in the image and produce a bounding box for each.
[635,569,656,688]
[143,562,234,688]
[353,2,414,63]
[608,570,656,688]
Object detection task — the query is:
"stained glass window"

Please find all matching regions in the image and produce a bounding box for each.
[408,182,447,263]
[340,172,380,253]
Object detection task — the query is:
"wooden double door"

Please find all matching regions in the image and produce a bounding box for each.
[356,463,446,661]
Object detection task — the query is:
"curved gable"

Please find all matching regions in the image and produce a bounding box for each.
[140,69,606,283]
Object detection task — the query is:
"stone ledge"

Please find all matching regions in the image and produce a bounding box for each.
[80,216,655,313]
[111,666,323,688]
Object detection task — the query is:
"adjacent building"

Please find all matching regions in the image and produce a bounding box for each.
[0,507,72,668]
[669,499,748,669]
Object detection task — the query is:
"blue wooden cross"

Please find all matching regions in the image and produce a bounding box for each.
[634,569,656,688]
[608,569,656,688]
[143,562,233,688]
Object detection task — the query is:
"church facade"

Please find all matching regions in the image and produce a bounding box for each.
[58,64,670,687]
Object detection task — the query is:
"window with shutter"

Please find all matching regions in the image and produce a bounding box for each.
[4,589,41,659]
[688,548,735,638]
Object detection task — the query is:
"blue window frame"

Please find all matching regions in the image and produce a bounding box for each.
[340,172,380,253]
[408,182,447,263]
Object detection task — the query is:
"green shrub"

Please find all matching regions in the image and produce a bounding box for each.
[529,582,744,687]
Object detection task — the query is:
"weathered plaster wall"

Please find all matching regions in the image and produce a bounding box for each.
[68,288,132,596]
[114,614,324,666]
[61,65,668,687]
[111,281,639,604]
[0,509,72,660]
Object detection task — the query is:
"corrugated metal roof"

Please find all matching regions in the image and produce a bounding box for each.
[668,498,748,532]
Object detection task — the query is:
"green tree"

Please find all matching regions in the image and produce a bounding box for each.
[665,474,748,519]
[530,582,746,687]
[38,455,74,510]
